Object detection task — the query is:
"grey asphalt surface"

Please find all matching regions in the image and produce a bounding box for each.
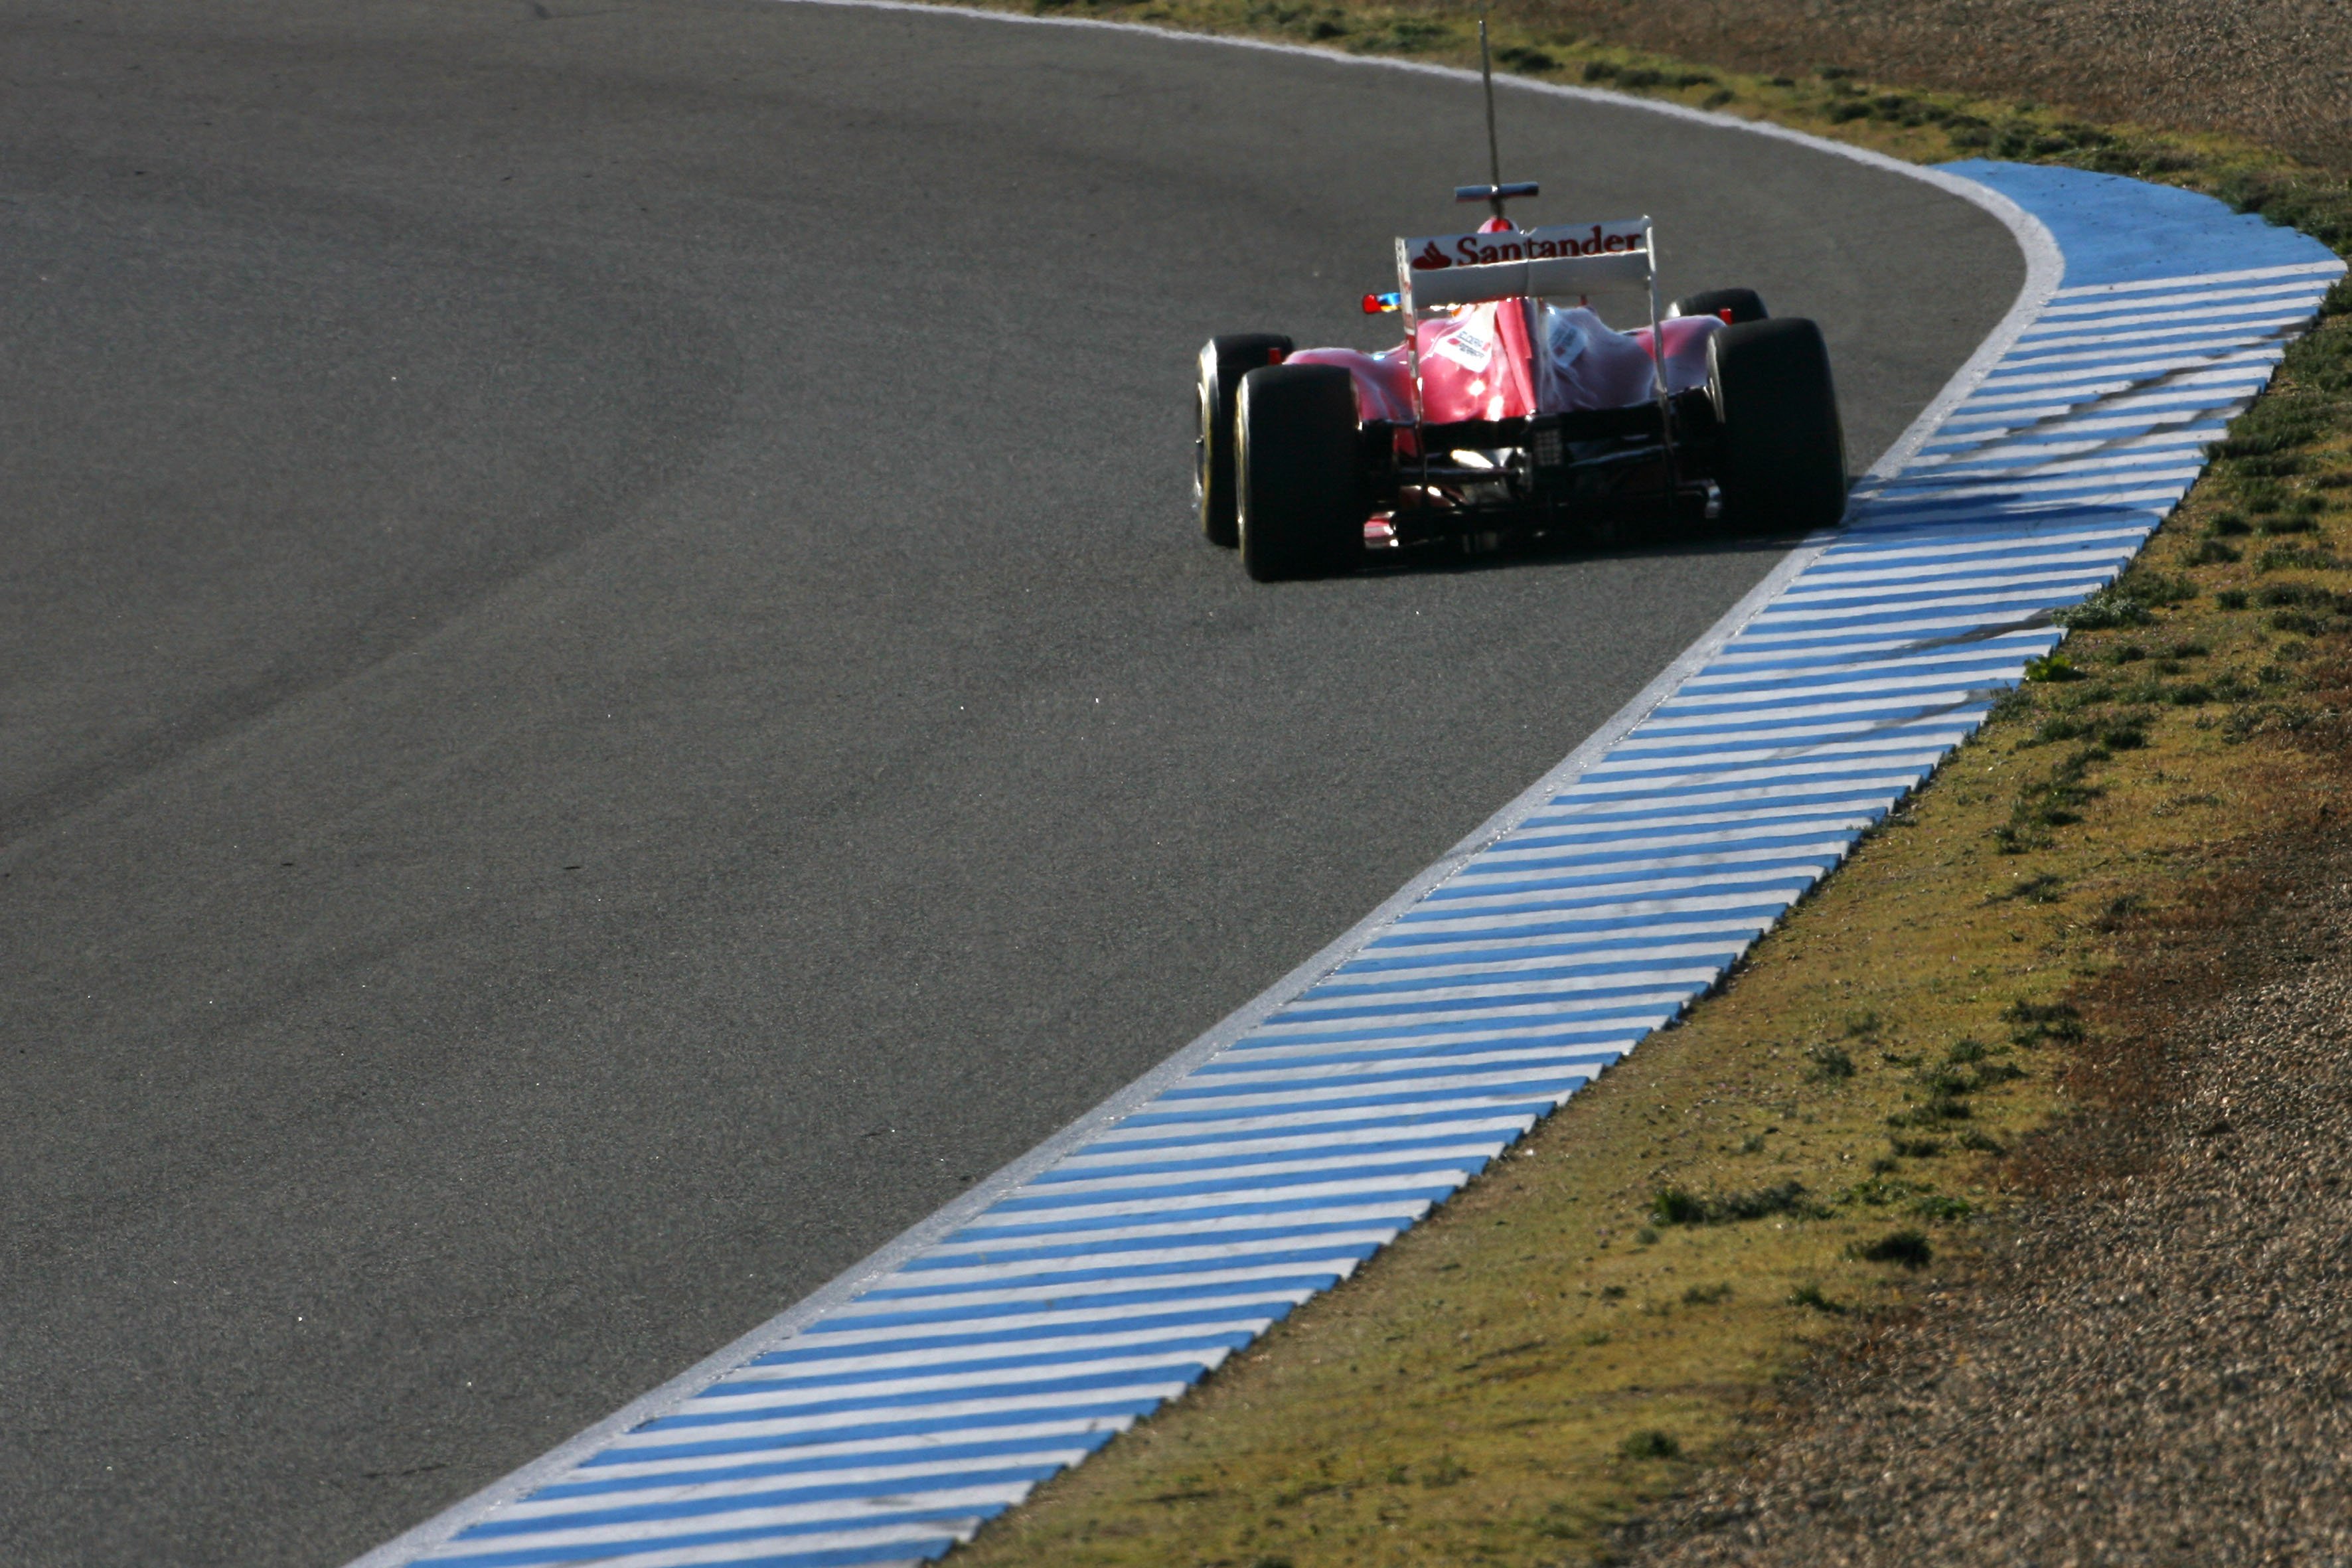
[0,4,2021,1563]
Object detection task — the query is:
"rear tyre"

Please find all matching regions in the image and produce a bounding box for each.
[1669,287,1768,325]
[1236,363,1364,582]
[1196,333,1293,547]
[1708,317,1847,534]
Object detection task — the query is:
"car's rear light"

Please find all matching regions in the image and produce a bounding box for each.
[1718,308,1736,323]
[1362,291,1401,315]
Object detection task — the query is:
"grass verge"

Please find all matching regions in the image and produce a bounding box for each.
[923,8,2352,1563]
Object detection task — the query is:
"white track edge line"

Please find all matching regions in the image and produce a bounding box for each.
[343,10,2059,1564]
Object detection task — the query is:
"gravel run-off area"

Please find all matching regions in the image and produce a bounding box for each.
[1615,817,2352,1566]
[1500,0,2352,168]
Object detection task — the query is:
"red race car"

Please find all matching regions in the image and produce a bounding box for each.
[1194,191,1847,581]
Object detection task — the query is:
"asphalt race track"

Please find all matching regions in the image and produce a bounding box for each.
[0,5,2022,1562]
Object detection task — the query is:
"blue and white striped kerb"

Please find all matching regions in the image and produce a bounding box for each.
[397,164,2339,1567]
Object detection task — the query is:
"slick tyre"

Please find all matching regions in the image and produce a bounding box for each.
[1668,287,1768,325]
[1235,363,1364,582]
[1707,317,1847,535]
[1196,333,1293,547]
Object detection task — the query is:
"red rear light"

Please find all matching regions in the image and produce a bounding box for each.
[1718,308,1735,324]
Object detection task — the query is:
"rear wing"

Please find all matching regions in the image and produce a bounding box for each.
[1395,218,1656,311]
[1407,248,1650,309]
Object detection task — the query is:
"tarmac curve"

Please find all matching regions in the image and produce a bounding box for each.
[0,3,2020,1562]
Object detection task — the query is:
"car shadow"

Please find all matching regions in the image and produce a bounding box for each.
[1350,522,1817,578]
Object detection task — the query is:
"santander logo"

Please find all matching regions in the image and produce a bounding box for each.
[1401,219,1650,274]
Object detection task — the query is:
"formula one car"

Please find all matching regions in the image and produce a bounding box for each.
[1194,195,1847,582]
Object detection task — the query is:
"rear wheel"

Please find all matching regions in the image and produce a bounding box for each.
[1708,317,1847,534]
[1670,287,1768,325]
[1236,363,1364,582]
[1196,333,1293,546]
